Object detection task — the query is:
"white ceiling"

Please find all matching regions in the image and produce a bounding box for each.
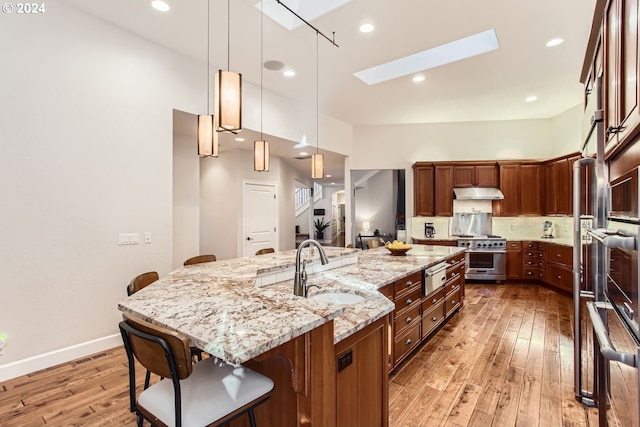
[61,0,597,185]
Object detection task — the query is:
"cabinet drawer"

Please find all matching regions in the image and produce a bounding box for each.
[422,301,445,338]
[393,271,422,297]
[523,268,544,280]
[546,263,572,292]
[523,241,545,251]
[523,251,544,259]
[445,287,462,317]
[507,241,522,250]
[546,244,572,268]
[422,287,445,312]
[393,323,421,365]
[394,304,421,336]
[446,264,464,281]
[394,287,421,313]
[447,252,465,268]
[523,259,545,269]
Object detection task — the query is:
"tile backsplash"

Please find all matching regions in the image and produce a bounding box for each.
[411,215,573,241]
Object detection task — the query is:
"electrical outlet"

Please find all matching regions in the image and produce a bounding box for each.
[118,233,139,245]
[144,232,152,244]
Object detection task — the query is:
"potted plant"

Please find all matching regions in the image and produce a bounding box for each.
[314,217,331,240]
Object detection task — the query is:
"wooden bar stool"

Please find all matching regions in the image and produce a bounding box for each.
[183,254,217,266]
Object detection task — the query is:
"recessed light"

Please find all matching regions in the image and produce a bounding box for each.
[300,151,308,156]
[283,70,296,77]
[359,23,374,33]
[525,95,538,102]
[546,38,564,47]
[412,75,425,83]
[151,0,170,12]
[235,137,245,142]
[326,174,332,178]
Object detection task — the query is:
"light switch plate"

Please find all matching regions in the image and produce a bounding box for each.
[144,232,152,244]
[118,233,139,245]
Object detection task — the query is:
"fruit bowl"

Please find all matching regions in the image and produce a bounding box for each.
[386,245,411,256]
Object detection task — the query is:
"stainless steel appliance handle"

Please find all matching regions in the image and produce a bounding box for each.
[425,263,447,276]
[586,228,637,250]
[465,249,506,254]
[587,301,637,367]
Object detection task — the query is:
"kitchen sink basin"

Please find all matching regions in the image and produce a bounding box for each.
[309,292,365,305]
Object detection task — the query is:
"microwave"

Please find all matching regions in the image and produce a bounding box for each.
[610,166,640,222]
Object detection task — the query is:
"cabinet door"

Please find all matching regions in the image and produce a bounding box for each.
[435,166,454,216]
[414,165,434,216]
[555,159,572,215]
[604,0,620,150]
[506,244,522,280]
[453,166,475,188]
[475,165,499,187]
[520,164,544,215]
[545,163,557,215]
[499,164,520,216]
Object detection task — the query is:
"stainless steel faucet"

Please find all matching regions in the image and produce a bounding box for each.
[294,239,329,297]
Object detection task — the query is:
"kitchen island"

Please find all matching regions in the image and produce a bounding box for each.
[119,244,465,427]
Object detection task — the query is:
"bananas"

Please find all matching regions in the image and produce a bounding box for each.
[386,240,411,250]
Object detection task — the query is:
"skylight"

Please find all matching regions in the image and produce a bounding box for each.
[353,29,500,85]
[255,0,352,31]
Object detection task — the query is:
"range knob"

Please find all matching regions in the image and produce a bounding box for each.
[488,243,493,247]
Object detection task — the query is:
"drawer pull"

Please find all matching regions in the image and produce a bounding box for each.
[452,300,457,305]
[556,254,561,258]
[432,316,437,321]
[432,298,438,304]
[557,275,562,279]
[406,280,413,287]
[406,317,412,323]
[406,338,412,345]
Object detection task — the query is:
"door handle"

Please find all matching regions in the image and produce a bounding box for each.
[587,301,637,367]
[246,237,253,241]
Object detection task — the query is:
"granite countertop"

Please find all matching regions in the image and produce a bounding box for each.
[118,245,463,365]
[411,235,574,247]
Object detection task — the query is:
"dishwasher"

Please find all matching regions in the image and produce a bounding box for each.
[424,262,448,294]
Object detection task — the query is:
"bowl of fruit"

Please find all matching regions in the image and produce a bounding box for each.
[385,240,412,256]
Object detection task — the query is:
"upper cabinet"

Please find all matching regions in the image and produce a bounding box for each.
[603,0,640,157]
[497,164,520,216]
[413,164,434,216]
[453,164,498,188]
[519,164,545,215]
[435,166,454,216]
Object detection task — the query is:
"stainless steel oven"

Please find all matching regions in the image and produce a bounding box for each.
[457,237,506,282]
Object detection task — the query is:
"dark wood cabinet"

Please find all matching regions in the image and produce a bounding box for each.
[434,166,454,216]
[545,243,573,293]
[603,0,640,158]
[545,163,557,215]
[453,164,498,188]
[412,239,457,246]
[545,157,572,216]
[506,241,522,280]
[498,164,520,216]
[413,164,434,216]
[519,164,545,215]
[522,241,545,281]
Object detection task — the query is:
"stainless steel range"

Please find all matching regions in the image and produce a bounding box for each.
[456,235,507,282]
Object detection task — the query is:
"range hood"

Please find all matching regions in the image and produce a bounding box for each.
[453,187,504,200]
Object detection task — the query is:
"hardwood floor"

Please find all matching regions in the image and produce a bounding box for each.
[0,282,599,426]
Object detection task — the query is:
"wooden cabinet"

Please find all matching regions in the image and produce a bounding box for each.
[434,166,454,216]
[335,316,389,427]
[388,252,465,370]
[520,164,545,215]
[522,241,545,281]
[413,164,434,216]
[506,241,522,280]
[545,157,572,216]
[545,243,573,293]
[603,0,640,158]
[453,164,498,188]
[498,164,520,216]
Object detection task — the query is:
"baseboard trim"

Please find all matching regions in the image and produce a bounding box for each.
[0,334,122,382]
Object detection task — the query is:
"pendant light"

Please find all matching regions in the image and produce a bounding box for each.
[198,0,218,157]
[215,0,242,133]
[254,1,269,172]
[311,32,324,179]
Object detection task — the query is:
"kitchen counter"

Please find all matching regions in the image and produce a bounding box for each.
[411,235,574,247]
[118,245,463,364]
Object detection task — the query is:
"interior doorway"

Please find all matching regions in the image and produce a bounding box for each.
[243,180,278,256]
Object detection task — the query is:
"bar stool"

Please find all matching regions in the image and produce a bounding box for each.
[184,254,217,266]
[120,314,274,427]
[255,248,275,255]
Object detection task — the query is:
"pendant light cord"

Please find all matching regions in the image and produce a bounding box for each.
[316,30,319,155]
[260,0,263,138]
[227,0,230,71]
[206,0,210,115]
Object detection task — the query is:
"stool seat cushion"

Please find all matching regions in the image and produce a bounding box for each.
[138,357,274,427]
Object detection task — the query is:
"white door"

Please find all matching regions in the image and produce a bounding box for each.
[243,181,277,256]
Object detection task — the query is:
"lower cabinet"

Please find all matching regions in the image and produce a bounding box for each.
[412,238,458,246]
[335,315,389,427]
[512,241,573,294]
[506,241,522,280]
[383,251,466,371]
